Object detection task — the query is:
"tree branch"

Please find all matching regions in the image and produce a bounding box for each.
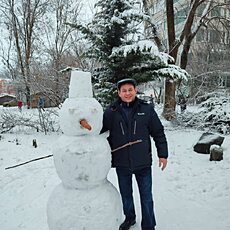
[5,154,53,170]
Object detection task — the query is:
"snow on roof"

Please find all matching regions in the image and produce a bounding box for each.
[0,78,12,82]
[0,93,16,98]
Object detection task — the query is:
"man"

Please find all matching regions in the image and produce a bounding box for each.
[17,100,23,112]
[38,96,45,111]
[101,78,168,230]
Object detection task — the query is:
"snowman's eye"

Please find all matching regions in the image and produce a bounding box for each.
[69,108,75,114]
[91,108,97,113]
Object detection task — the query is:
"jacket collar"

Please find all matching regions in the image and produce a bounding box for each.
[111,97,140,113]
[120,97,138,108]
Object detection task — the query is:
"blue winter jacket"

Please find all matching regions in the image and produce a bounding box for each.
[101,97,168,170]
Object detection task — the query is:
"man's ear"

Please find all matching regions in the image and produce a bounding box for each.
[117,90,121,97]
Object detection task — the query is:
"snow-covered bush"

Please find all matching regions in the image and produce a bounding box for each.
[0,108,60,134]
[178,94,230,134]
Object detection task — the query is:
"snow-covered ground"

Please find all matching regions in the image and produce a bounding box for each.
[0,106,230,230]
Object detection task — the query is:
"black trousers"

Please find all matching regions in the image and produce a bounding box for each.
[116,167,156,230]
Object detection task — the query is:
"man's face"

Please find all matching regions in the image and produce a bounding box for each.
[118,83,137,103]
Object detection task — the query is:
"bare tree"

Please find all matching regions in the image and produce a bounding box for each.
[0,0,50,107]
[41,0,82,105]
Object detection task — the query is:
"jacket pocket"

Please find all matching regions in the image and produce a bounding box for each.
[119,122,125,135]
[133,120,137,135]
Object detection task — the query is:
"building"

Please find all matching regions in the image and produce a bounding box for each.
[0,94,16,105]
[0,79,16,96]
[147,0,230,47]
[146,0,230,89]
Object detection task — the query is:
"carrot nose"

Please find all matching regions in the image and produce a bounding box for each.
[79,119,92,131]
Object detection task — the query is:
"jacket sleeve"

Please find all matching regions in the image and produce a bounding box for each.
[148,107,168,159]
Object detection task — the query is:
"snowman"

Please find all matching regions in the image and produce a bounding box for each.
[47,70,122,230]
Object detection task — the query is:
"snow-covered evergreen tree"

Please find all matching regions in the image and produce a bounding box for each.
[69,0,189,107]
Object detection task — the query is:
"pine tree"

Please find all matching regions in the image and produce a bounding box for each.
[68,0,189,107]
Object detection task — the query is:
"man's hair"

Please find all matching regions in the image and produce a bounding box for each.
[117,78,137,90]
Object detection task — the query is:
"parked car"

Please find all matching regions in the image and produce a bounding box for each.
[3,99,18,107]
[137,95,154,106]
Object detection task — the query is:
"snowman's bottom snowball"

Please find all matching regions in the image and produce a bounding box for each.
[47,182,122,230]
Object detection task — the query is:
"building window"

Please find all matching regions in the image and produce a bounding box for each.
[196,29,205,42]
[225,31,230,44]
[209,30,221,43]
[226,75,230,88]
[211,7,221,17]
[197,4,205,17]
[174,6,189,25]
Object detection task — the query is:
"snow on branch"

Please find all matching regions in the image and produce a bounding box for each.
[153,64,190,81]
[121,8,150,21]
[110,40,171,64]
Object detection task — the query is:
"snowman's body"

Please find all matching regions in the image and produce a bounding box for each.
[47,71,122,230]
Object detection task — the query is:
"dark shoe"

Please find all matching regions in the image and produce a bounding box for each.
[119,219,136,230]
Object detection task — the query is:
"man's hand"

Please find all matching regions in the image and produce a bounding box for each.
[159,158,167,171]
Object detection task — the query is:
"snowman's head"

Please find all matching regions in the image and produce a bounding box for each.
[59,98,103,136]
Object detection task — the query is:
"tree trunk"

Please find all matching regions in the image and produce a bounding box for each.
[180,41,191,70]
[166,0,177,59]
[25,84,31,109]
[164,0,177,120]
[163,78,176,120]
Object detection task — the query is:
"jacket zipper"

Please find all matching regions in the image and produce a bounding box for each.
[133,120,137,135]
[120,122,125,135]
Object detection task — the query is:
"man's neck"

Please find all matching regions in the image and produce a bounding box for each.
[120,98,137,108]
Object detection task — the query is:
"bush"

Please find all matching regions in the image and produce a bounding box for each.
[178,94,230,134]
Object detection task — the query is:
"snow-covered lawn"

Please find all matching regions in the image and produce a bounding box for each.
[0,108,229,230]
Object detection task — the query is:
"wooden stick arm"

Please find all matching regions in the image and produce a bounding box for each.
[111,139,143,153]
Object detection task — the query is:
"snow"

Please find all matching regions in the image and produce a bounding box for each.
[52,135,111,189]
[111,14,125,24]
[111,40,168,65]
[0,93,16,98]
[197,133,223,144]
[210,144,223,151]
[47,182,122,230]
[0,107,230,230]
[179,94,230,133]
[59,98,103,136]
[154,64,190,81]
[59,70,104,136]
[69,71,93,98]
